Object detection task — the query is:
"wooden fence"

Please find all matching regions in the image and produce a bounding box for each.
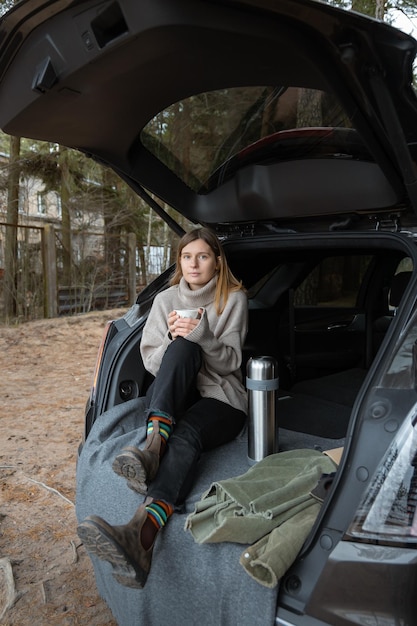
[0,223,138,321]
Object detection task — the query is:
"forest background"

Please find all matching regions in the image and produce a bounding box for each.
[1,0,417,324]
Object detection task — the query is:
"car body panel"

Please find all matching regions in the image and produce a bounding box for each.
[1,0,417,225]
[305,540,417,623]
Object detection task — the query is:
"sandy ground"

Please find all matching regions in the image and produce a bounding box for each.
[0,309,130,626]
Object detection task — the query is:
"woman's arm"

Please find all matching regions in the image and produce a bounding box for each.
[140,294,173,376]
[187,291,248,375]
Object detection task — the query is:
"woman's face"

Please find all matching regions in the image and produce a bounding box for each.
[180,238,218,290]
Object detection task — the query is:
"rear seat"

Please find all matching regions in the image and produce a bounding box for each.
[290,367,367,408]
[373,270,412,354]
[275,270,414,440]
[275,367,366,439]
[276,270,411,438]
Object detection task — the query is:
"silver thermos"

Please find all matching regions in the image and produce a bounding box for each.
[246,356,279,464]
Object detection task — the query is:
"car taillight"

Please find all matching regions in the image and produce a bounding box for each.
[347,405,417,546]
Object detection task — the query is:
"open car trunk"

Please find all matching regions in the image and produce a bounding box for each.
[77,229,417,625]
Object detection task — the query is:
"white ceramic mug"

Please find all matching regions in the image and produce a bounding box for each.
[175,309,200,318]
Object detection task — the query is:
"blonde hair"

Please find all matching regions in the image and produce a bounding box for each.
[170,227,243,315]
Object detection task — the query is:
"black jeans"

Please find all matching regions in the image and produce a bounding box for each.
[144,338,246,506]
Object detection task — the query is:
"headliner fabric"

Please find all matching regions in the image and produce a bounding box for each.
[75,398,279,626]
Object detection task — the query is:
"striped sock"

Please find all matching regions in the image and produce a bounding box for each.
[145,500,174,530]
[147,413,172,443]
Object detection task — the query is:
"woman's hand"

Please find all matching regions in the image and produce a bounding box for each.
[168,309,203,338]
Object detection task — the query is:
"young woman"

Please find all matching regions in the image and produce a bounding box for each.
[77,227,248,589]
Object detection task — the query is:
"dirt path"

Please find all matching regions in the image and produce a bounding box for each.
[0,309,129,626]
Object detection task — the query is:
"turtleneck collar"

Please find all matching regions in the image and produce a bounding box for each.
[178,275,217,307]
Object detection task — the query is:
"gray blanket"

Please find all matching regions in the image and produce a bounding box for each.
[75,398,279,626]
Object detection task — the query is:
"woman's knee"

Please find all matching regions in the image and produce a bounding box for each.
[166,337,202,365]
[170,420,202,451]
[180,399,246,450]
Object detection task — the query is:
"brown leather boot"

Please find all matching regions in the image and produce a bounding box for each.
[112,421,164,494]
[77,504,155,589]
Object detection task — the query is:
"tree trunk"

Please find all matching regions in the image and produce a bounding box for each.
[296,88,322,127]
[59,147,72,285]
[375,0,384,20]
[102,167,122,275]
[3,135,21,319]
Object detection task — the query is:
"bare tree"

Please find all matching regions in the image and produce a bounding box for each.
[3,135,21,318]
[59,147,73,286]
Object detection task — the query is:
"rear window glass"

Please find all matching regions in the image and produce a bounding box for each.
[141,86,359,193]
[295,255,373,307]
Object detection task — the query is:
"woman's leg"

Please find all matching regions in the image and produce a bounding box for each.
[144,337,202,418]
[77,398,246,588]
[77,496,174,589]
[113,338,202,494]
[149,398,246,506]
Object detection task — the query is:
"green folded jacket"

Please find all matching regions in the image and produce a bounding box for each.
[185,449,338,588]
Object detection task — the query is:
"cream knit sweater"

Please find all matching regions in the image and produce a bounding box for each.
[140,276,248,414]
